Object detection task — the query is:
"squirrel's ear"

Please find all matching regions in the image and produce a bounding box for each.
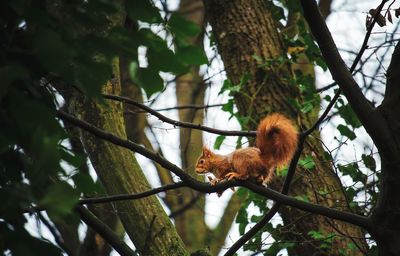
[202,147,212,157]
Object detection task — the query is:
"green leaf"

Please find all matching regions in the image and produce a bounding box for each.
[250,214,263,222]
[40,182,79,219]
[126,0,163,23]
[277,166,288,177]
[221,99,234,115]
[294,195,310,202]
[137,28,188,74]
[362,154,376,172]
[338,163,366,183]
[338,104,362,128]
[236,187,249,198]
[168,13,201,38]
[345,187,357,200]
[337,124,356,140]
[33,29,75,73]
[176,45,208,65]
[219,79,233,95]
[72,173,103,195]
[147,47,187,74]
[213,135,225,150]
[300,101,314,113]
[130,63,164,97]
[299,155,315,170]
[308,230,324,239]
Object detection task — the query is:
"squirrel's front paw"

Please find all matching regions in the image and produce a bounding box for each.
[207,176,220,186]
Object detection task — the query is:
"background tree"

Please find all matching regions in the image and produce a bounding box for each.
[1,0,399,256]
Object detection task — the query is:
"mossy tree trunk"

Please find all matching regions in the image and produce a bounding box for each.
[203,0,367,254]
[66,58,189,256]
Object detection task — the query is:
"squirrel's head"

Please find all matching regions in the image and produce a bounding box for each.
[195,147,214,174]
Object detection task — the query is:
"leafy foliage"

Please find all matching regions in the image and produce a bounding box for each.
[0,0,205,254]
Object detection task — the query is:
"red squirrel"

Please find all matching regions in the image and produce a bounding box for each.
[195,113,298,184]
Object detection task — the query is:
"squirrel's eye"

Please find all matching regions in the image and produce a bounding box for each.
[199,159,205,164]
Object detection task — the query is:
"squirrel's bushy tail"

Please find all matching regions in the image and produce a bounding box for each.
[256,113,298,167]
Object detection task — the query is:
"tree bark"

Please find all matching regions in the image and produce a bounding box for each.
[203,0,367,254]
[371,41,400,256]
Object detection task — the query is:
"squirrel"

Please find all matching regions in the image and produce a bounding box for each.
[195,113,298,185]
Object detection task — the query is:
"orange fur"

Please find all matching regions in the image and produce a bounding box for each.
[195,113,298,184]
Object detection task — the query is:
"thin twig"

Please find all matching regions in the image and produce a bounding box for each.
[127,103,225,113]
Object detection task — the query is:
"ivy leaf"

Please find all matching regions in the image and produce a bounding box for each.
[308,230,324,239]
[338,104,362,128]
[221,99,234,116]
[337,124,356,140]
[345,187,357,201]
[362,154,376,172]
[294,195,310,202]
[338,163,367,183]
[213,135,225,150]
[264,242,294,256]
[299,156,315,170]
[300,101,314,113]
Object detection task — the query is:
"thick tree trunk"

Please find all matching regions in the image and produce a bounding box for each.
[203,0,367,254]
[371,41,400,256]
[67,59,188,256]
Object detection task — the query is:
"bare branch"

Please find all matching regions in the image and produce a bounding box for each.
[80,182,186,205]
[76,206,136,256]
[300,0,396,157]
[103,94,256,137]
[131,103,225,112]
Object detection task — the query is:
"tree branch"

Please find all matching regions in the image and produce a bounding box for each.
[131,103,225,112]
[300,0,395,157]
[80,182,186,205]
[103,94,255,137]
[56,111,371,230]
[77,180,370,231]
[75,206,136,256]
